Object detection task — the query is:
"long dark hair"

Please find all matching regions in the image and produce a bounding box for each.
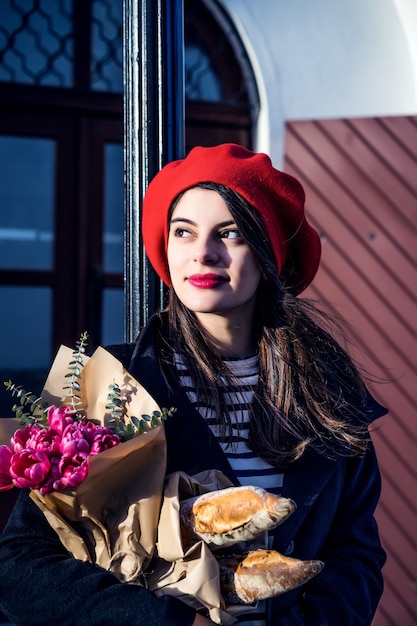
[166,182,372,466]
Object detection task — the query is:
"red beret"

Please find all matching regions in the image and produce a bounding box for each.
[142,143,321,295]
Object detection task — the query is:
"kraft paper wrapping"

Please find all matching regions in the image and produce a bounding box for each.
[29,345,169,581]
[30,424,167,581]
[1,344,245,624]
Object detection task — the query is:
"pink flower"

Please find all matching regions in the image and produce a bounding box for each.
[26,427,61,456]
[9,449,51,490]
[39,457,62,494]
[11,424,42,453]
[89,427,120,455]
[47,405,75,436]
[48,452,89,493]
[60,421,91,456]
[60,420,120,457]
[0,446,14,491]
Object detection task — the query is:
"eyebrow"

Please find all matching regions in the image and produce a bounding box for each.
[170,217,236,227]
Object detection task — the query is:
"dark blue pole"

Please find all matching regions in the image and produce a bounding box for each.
[123,0,185,341]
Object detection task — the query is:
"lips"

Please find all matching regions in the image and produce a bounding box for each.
[187,273,228,289]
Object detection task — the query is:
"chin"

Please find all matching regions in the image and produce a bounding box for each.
[180,294,226,312]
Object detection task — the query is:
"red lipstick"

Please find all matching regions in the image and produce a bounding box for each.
[187,273,228,289]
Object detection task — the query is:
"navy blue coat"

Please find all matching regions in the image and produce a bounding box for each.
[0,315,387,625]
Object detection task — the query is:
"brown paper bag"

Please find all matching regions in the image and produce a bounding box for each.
[147,470,258,625]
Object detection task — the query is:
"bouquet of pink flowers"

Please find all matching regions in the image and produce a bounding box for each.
[0,405,120,494]
[0,333,171,497]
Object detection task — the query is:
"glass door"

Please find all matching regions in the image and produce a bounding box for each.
[0,111,77,415]
[0,111,123,416]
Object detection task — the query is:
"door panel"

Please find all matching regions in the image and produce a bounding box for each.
[0,111,123,417]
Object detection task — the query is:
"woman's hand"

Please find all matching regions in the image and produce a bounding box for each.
[192,613,217,625]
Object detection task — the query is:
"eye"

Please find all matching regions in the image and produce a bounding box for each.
[172,226,192,238]
[219,228,242,240]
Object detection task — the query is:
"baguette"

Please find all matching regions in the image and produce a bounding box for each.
[219,549,324,605]
[180,485,295,548]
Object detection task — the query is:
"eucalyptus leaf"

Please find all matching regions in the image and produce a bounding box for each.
[131,415,140,427]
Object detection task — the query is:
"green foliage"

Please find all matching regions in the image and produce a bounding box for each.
[105,380,176,440]
[62,331,89,415]
[3,380,48,427]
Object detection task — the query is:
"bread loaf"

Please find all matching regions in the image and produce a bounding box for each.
[180,485,295,548]
[218,549,324,605]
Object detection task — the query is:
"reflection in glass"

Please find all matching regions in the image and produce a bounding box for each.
[0,286,53,415]
[185,43,222,101]
[102,288,124,345]
[0,136,55,270]
[103,143,124,273]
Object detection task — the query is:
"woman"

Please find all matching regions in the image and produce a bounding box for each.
[0,144,386,625]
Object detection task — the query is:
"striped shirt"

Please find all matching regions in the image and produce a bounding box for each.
[174,353,284,626]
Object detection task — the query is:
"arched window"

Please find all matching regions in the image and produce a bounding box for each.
[184,0,259,150]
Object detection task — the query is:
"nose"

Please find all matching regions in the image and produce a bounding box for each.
[193,234,219,264]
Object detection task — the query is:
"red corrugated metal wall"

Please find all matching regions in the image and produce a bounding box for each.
[284,116,417,625]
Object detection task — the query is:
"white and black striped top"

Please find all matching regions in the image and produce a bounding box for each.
[174,353,284,626]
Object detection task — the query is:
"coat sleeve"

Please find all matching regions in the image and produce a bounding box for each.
[271,444,386,625]
[0,490,196,626]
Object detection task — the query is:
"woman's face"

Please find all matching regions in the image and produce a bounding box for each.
[167,187,262,325]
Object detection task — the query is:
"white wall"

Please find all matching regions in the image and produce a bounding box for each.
[221,0,417,165]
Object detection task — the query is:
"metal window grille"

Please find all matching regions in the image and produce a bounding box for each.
[0,0,123,92]
[90,0,123,92]
[0,0,249,102]
[0,0,73,87]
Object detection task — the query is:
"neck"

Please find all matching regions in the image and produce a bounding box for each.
[195,311,257,358]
